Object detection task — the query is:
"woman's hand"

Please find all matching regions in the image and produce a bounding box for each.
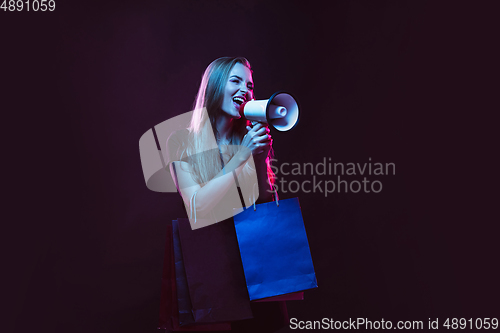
[241,122,272,159]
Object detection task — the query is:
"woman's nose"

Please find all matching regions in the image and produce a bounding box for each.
[239,88,249,99]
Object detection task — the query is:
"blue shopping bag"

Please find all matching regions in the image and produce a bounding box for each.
[233,197,318,301]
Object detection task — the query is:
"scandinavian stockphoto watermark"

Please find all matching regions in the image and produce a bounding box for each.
[139,108,396,227]
[269,157,395,196]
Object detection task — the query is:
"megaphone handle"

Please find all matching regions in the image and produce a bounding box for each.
[251,121,259,126]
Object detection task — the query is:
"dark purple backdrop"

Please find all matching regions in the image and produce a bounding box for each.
[3,1,499,332]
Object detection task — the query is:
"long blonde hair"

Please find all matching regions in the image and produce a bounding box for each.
[185,57,275,187]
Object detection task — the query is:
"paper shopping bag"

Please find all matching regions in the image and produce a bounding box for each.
[233,197,318,301]
[158,225,176,331]
[174,221,300,309]
[172,220,195,326]
[177,218,253,323]
[158,224,232,331]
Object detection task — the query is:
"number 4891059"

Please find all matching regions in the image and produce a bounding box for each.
[443,318,498,330]
[1,0,56,11]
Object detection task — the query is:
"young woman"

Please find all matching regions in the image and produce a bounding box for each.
[165,57,287,332]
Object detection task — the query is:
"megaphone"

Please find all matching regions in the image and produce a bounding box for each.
[240,91,299,131]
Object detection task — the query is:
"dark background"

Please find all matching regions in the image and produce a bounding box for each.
[3,1,499,332]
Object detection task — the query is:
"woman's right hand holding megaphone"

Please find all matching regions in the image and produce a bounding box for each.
[241,122,272,158]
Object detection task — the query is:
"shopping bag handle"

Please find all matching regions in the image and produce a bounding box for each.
[190,190,199,223]
[252,183,279,211]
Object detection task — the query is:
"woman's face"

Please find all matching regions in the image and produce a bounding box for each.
[221,63,254,119]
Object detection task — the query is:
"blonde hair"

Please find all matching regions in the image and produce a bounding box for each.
[185,57,275,187]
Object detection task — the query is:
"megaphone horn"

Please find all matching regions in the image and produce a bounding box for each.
[241,91,300,131]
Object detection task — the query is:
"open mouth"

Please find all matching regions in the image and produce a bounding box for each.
[233,96,246,106]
